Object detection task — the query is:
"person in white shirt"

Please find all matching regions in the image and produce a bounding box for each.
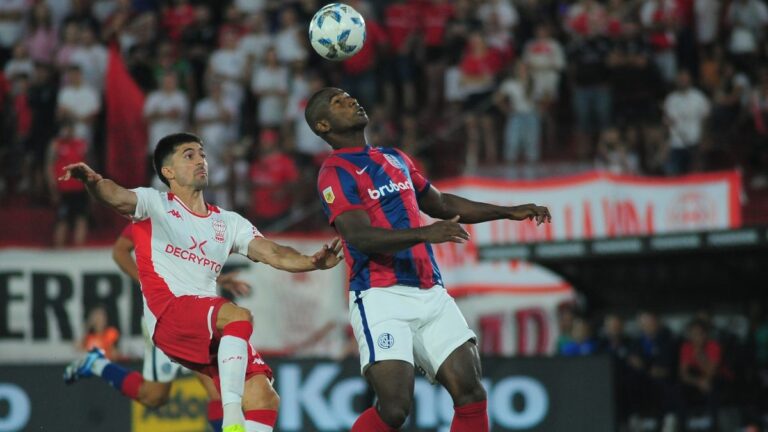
[70,26,108,92]
[208,29,247,109]
[0,0,28,56]
[285,70,328,160]
[57,132,343,432]
[495,63,541,164]
[237,12,273,72]
[251,47,289,129]
[144,73,190,155]
[56,65,101,145]
[523,24,565,102]
[3,42,34,78]
[663,70,711,175]
[194,81,237,207]
[274,8,307,66]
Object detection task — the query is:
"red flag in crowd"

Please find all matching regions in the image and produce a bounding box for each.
[105,44,147,188]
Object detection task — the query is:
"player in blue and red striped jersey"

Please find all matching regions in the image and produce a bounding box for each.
[305,88,552,432]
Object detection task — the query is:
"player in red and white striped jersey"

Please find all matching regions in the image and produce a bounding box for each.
[58,132,343,432]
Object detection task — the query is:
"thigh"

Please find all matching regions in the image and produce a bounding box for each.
[435,341,485,404]
[413,289,477,383]
[154,295,229,365]
[194,371,220,400]
[365,359,415,407]
[142,320,182,382]
[242,373,279,410]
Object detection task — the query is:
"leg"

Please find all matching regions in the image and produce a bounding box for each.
[52,220,67,248]
[216,302,254,431]
[352,360,415,431]
[197,371,223,432]
[242,374,279,432]
[436,341,488,432]
[136,381,173,408]
[72,215,88,246]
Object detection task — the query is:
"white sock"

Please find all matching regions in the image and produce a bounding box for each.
[218,333,248,428]
[91,358,110,376]
[245,421,273,432]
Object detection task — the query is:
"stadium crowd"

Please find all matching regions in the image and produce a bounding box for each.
[555,306,768,431]
[0,0,768,238]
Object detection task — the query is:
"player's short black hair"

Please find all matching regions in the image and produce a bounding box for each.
[153,132,203,187]
[304,87,340,135]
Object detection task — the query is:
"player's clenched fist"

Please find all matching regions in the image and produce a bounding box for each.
[510,203,552,226]
[311,237,345,269]
[422,215,470,244]
[58,162,103,185]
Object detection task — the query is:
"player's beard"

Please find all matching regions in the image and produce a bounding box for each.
[192,175,208,190]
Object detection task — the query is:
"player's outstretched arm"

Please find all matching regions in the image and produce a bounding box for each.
[58,162,137,217]
[246,237,344,273]
[418,185,552,225]
[335,210,470,254]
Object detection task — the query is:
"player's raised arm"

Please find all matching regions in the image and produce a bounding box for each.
[417,184,552,225]
[58,162,137,217]
[334,209,471,254]
[246,236,344,273]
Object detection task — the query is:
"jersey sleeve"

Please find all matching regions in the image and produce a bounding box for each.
[317,165,366,225]
[130,187,164,221]
[230,212,263,256]
[119,224,133,241]
[393,148,431,197]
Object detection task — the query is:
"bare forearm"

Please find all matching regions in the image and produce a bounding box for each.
[344,226,427,254]
[86,179,135,216]
[261,243,317,272]
[113,250,139,282]
[438,193,511,223]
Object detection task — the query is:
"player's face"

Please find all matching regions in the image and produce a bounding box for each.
[327,91,368,131]
[169,142,208,190]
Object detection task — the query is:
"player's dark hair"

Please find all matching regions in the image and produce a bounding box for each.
[153,132,203,187]
[304,87,339,135]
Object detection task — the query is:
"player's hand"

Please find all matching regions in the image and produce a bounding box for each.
[423,215,470,244]
[58,162,103,186]
[311,237,344,269]
[511,204,551,225]
[217,272,251,296]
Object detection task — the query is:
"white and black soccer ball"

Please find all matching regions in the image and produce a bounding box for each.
[308,3,366,61]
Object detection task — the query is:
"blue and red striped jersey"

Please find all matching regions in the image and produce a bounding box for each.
[317,145,443,291]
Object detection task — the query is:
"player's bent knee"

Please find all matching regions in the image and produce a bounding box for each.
[140,392,170,409]
[378,399,410,428]
[218,303,253,329]
[243,375,280,411]
[454,382,487,407]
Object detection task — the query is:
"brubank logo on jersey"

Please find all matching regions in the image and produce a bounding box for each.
[367,179,414,200]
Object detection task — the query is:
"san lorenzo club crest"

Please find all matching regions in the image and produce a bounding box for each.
[378,333,394,349]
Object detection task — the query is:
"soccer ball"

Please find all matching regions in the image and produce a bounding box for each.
[308,3,366,61]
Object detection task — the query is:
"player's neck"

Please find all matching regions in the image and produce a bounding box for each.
[171,187,208,215]
[331,130,366,150]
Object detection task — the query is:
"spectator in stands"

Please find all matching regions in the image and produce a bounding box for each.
[161,0,195,43]
[237,12,272,72]
[47,120,89,248]
[559,316,597,356]
[556,304,576,352]
[594,127,640,174]
[627,311,679,427]
[79,304,120,360]
[460,31,502,171]
[341,0,387,111]
[639,0,680,84]
[418,0,453,111]
[28,62,58,196]
[565,0,608,38]
[154,40,195,100]
[0,0,29,65]
[749,69,768,189]
[709,62,750,161]
[181,5,216,98]
[495,62,541,167]
[663,69,711,175]
[248,129,299,227]
[383,0,420,111]
[208,28,246,110]
[679,319,721,429]
[274,7,307,67]
[251,46,288,131]
[194,80,236,207]
[523,23,565,152]
[143,72,189,157]
[726,0,768,78]
[56,64,100,146]
[217,3,245,45]
[55,22,81,71]
[25,2,58,65]
[567,25,613,158]
[62,0,99,36]
[597,314,633,423]
[70,25,107,92]
[285,69,328,166]
[4,42,34,79]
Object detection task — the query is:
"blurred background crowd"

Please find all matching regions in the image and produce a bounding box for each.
[1,0,768,239]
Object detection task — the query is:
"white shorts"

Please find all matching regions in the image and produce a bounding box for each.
[349,285,476,383]
[141,320,182,383]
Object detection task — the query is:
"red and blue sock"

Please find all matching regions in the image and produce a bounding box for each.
[100,363,144,400]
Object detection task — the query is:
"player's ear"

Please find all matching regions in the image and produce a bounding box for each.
[315,119,331,134]
[161,165,174,183]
